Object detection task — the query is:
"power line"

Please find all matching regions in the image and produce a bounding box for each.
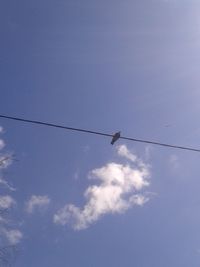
[0,114,200,153]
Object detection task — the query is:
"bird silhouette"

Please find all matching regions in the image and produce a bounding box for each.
[111,131,121,145]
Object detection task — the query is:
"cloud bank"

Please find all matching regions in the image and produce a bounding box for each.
[54,145,150,230]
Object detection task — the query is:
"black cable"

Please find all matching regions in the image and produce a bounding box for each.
[0,114,200,153]
[0,114,112,137]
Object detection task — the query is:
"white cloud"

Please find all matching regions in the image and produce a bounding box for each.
[0,196,15,209]
[117,144,147,169]
[0,196,16,227]
[4,229,23,245]
[0,155,13,169]
[129,194,149,206]
[0,177,15,191]
[117,144,137,162]
[0,139,5,150]
[0,132,23,246]
[54,145,150,230]
[25,195,50,214]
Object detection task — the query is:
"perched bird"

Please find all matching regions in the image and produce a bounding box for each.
[111,131,121,145]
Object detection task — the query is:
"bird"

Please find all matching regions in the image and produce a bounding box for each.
[111,131,121,145]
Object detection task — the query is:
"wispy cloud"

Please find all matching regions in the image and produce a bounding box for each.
[117,144,137,162]
[0,140,5,150]
[25,195,51,214]
[54,145,150,230]
[0,196,16,226]
[3,229,23,245]
[0,155,13,169]
[0,196,15,209]
[0,177,16,191]
[0,131,22,247]
[0,155,16,191]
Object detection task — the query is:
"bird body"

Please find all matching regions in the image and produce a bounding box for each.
[111,131,121,145]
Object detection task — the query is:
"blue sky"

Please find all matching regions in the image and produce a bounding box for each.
[1,0,200,266]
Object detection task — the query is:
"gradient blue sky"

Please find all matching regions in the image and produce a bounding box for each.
[1,0,200,266]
